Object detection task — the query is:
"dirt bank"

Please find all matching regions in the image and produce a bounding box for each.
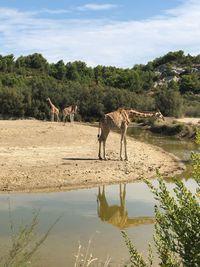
[0,120,185,192]
[176,117,200,125]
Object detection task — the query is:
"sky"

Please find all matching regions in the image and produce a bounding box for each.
[0,0,200,67]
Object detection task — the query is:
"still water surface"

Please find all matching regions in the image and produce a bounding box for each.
[0,127,198,266]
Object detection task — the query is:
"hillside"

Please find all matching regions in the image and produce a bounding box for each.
[0,50,200,121]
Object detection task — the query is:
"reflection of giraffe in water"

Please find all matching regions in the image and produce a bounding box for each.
[97,184,154,229]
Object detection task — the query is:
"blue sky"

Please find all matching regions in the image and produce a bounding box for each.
[0,0,200,67]
[0,0,181,20]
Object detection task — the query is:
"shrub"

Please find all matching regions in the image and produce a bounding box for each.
[0,211,60,267]
[150,123,184,135]
[122,130,200,267]
[155,89,183,118]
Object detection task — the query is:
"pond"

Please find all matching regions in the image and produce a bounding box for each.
[0,127,198,266]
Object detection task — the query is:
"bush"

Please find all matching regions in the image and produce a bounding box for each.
[155,88,183,118]
[0,211,60,267]
[122,130,200,267]
[150,123,184,135]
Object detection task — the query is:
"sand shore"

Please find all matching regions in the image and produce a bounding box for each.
[0,120,185,192]
[176,117,200,125]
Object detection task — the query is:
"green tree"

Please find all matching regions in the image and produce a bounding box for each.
[180,74,200,94]
[129,71,142,92]
[153,50,185,68]
[94,65,103,85]
[155,88,183,117]
[0,51,200,121]
[0,54,15,72]
[54,60,66,80]
[66,62,79,81]
[0,87,25,117]
[26,53,48,70]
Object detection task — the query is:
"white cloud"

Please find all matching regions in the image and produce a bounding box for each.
[0,0,200,67]
[78,3,118,11]
[37,9,70,15]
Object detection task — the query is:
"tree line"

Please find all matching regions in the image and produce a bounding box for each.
[0,51,200,120]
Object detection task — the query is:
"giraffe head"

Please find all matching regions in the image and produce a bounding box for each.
[154,110,165,121]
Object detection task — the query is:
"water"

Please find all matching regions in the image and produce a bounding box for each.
[128,126,198,178]
[0,127,198,266]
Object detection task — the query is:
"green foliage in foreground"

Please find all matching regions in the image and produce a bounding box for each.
[0,212,60,267]
[122,131,200,267]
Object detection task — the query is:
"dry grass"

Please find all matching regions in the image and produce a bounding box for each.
[74,239,112,267]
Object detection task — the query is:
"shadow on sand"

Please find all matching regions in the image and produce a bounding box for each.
[62,157,98,161]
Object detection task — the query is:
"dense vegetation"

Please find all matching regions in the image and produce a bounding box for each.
[0,50,200,121]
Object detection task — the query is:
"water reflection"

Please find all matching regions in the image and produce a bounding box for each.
[128,126,198,179]
[97,184,154,229]
[128,126,197,159]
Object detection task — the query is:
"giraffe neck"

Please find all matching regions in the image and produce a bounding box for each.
[127,109,156,118]
[48,98,54,108]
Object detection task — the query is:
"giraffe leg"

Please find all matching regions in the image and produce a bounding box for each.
[120,136,123,161]
[103,140,107,160]
[63,115,66,124]
[124,135,128,161]
[123,184,126,199]
[71,113,74,122]
[103,129,110,160]
[120,130,125,160]
[56,113,60,122]
[98,128,109,160]
[120,184,122,197]
[120,185,126,218]
[120,186,123,206]
[51,113,54,122]
[123,125,128,161]
[97,187,100,214]
[98,140,103,160]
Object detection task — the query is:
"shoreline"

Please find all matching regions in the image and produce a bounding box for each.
[0,120,185,193]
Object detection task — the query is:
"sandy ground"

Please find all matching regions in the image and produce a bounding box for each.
[176,117,200,125]
[0,120,185,193]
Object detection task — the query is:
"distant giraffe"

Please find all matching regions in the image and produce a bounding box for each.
[62,105,78,123]
[98,108,164,160]
[97,184,154,229]
[47,97,60,122]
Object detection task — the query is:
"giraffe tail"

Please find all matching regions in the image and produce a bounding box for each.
[97,121,101,140]
[97,114,105,141]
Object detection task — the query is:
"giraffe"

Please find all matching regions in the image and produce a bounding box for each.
[46,97,60,122]
[98,107,164,160]
[62,105,78,123]
[97,184,154,229]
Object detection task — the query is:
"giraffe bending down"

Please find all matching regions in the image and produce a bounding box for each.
[97,184,154,229]
[62,105,78,123]
[47,97,60,122]
[98,108,164,161]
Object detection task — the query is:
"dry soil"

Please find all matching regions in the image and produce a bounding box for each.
[0,120,185,192]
